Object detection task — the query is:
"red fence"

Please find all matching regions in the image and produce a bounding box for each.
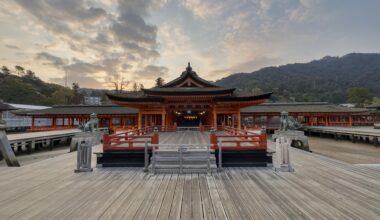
[103,126,159,152]
[210,126,267,150]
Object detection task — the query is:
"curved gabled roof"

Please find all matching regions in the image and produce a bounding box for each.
[106,93,164,103]
[214,92,273,102]
[143,87,235,96]
[159,62,219,88]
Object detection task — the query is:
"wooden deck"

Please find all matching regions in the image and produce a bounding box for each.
[0,131,380,219]
[7,129,81,142]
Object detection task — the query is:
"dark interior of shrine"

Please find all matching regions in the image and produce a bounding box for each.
[173,110,208,127]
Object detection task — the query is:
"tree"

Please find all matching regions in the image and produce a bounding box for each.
[25,70,36,78]
[70,82,84,104]
[1,66,10,75]
[139,83,144,91]
[133,82,139,92]
[15,65,25,76]
[347,87,372,107]
[110,75,130,94]
[155,77,164,87]
[371,97,380,105]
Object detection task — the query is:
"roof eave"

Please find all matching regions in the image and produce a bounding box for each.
[106,93,164,103]
[214,92,272,102]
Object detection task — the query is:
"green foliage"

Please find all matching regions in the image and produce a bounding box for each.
[155,77,164,87]
[216,53,380,103]
[1,66,10,75]
[372,97,380,105]
[347,87,372,107]
[0,70,74,105]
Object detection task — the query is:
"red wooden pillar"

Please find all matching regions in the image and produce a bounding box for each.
[348,115,353,127]
[309,116,314,126]
[212,107,217,129]
[237,110,241,130]
[138,112,142,129]
[52,117,56,129]
[108,117,112,129]
[31,116,35,130]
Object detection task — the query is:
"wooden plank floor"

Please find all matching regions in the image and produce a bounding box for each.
[7,129,81,141]
[0,131,379,219]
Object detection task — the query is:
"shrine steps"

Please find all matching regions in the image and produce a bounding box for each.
[150,150,217,173]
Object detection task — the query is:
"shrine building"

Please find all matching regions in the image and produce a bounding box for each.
[106,63,272,130]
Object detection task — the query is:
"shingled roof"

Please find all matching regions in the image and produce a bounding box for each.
[366,102,380,109]
[241,102,368,113]
[16,105,137,116]
[160,62,219,88]
[0,101,16,111]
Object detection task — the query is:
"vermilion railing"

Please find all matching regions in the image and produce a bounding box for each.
[199,125,213,132]
[113,125,138,133]
[210,126,267,150]
[103,126,158,152]
[161,125,177,132]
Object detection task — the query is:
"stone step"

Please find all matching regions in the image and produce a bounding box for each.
[153,156,215,161]
[149,164,218,174]
[154,151,214,157]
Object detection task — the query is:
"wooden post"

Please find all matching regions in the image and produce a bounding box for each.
[212,107,217,129]
[138,111,142,129]
[152,128,159,144]
[259,127,267,150]
[218,140,222,171]
[52,117,56,129]
[237,110,241,130]
[108,117,112,129]
[309,116,314,126]
[348,115,353,127]
[162,110,166,129]
[210,129,217,148]
[103,134,110,152]
[31,116,35,130]
[144,141,149,172]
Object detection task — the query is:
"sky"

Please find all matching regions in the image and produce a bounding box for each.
[0,0,379,89]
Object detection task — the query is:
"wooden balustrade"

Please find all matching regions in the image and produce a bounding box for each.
[103,126,159,152]
[210,126,267,150]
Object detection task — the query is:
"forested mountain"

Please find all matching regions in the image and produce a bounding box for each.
[2,53,379,106]
[0,72,74,105]
[215,53,380,103]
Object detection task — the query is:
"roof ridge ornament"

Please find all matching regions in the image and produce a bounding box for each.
[186,62,192,72]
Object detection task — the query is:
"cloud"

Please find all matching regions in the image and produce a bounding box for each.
[288,0,316,21]
[180,0,227,19]
[134,65,169,80]
[35,52,68,67]
[13,0,168,88]
[5,44,21,50]
[209,56,281,77]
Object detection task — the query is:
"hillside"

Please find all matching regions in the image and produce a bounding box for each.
[215,53,380,103]
[0,73,74,105]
